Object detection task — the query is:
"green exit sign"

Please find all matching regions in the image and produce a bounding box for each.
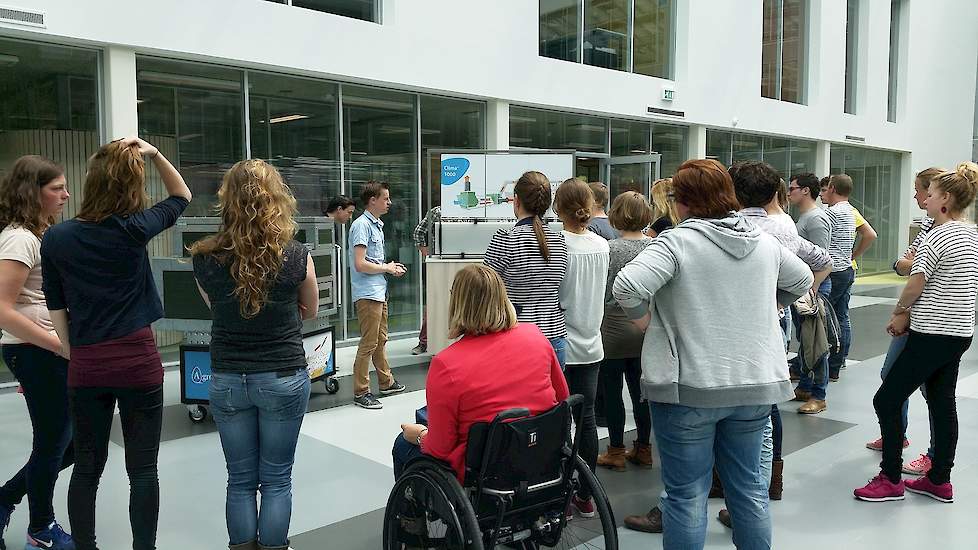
[662,88,675,101]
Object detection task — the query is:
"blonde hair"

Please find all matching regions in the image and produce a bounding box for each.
[608,191,653,232]
[190,159,298,318]
[934,162,978,214]
[915,167,945,189]
[553,178,593,229]
[77,140,149,222]
[650,178,679,224]
[447,264,517,339]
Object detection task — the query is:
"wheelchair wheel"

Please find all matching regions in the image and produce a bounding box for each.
[383,461,484,550]
[547,456,618,550]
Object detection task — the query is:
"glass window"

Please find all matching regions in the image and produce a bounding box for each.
[420,96,485,210]
[844,0,859,114]
[292,0,377,22]
[633,0,674,78]
[651,123,687,178]
[342,85,418,335]
[788,139,816,178]
[732,133,764,164]
[706,130,814,179]
[887,0,903,122]
[0,38,100,222]
[509,106,608,154]
[762,137,790,177]
[761,0,808,104]
[611,119,649,156]
[540,0,580,62]
[137,58,245,218]
[584,0,629,72]
[706,130,733,167]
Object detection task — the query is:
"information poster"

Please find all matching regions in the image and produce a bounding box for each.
[304,327,335,381]
[440,152,575,219]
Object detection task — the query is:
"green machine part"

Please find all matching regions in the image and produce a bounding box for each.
[457,191,479,208]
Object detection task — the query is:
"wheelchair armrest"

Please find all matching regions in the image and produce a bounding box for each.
[493,408,531,422]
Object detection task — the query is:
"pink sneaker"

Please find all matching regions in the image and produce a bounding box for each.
[865,437,909,452]
[854,473,905,502]
[571,495,596,518]
[902,454,932,476]
[905,476,953,503]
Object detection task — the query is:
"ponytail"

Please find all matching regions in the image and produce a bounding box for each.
[531,216,550,262]
[515,171,553,262]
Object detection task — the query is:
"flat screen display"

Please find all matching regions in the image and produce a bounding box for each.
[180,348,212,404]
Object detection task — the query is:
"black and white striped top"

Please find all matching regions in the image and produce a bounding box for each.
[485,219,568,340]
[826,201,857,272]
[910,221,978,338]
[908,216,935,252]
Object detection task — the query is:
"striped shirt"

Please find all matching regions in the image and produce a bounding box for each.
[908,216,935,252]
[485,218,568,339]
[826,201,856,272]
[910,221,978,338]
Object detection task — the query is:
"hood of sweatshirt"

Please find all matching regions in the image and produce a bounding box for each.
[676,213,761,259]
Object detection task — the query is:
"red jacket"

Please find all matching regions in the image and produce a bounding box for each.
[421,323,570,480]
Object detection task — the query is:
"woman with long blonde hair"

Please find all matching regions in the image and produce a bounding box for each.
[191,159,318,550]
[40,136,190,550]
[648,178,678,237]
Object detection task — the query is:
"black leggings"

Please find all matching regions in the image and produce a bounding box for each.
[68,385,163,550]
[565,363,599,499]
[873,331,971,485]
[598,358,651,448]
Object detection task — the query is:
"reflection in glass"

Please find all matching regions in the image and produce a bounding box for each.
[611,120,649,157]
[706,130,815,180]
[292,0,377,22]
[342,85,419,336]
[510,106,608,154]
[651,123,687,178]
[420,96,485,211]
[706,131,733,167]
[609,163,649,201]
[780,0,806,104]
[887,0,902,122]
[844,0,859,114]
[633,0,674,78]
[761,0,780,100]
[540,0,580,62]
[584,0,629,71]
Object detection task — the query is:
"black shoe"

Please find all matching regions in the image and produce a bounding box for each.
[829,369,841,382]
[718,508,732,529]
[381,380,406,396]
[354,392,383,409]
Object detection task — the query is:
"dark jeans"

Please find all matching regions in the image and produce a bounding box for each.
[770,405,782,461]
[565,363,599,499]
[827,268,855,373]
[599,358,650,448]
[392,435,424,480]
[794,279,832,400]
[68,384,163,550]
[0,345,74,531]
[873,331,972,485]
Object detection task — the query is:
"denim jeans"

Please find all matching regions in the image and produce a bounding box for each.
[392,434,425,479]
[881,334,935,458]
[210,370,311,547]
[0,345,74,532]
[564,363,599,498]
[68,384,163,550]
[827,268,855,373]
[651,402,772,550]
[548,337,567,370]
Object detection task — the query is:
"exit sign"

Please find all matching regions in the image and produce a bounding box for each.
[662,87,675,101]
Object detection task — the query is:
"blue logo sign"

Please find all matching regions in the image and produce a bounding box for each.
[441,158,470,186]
[191,366,210,385]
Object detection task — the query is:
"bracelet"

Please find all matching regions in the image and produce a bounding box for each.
[151,149,159,159]
[416,428,428,446]
[894,302,912,313]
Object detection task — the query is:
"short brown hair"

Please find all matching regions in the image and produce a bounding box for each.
[448,264,517,339]
[587,181,609,209]
[77,140,149,223]
[554,178,593,229]
[672,159,739,219]
[829,174,853,197]
[609,191,653,232]
[360,181,389,206]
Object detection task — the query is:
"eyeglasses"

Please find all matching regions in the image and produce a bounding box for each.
[788,186,801,192]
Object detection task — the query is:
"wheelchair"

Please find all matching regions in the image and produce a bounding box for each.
[383,395,618,549]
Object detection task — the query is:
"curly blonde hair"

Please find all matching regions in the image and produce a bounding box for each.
[190,159,298,318]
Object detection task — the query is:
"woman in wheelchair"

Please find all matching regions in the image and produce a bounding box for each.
[387,264,620,549]
[393,264,568,480]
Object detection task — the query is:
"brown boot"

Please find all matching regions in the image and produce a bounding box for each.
[769,459,784,500]
[258,542,290,550]
[792,388,812,402]
[625,441,654,468]
[798,399,827,414]
[718,508,732,529]
[709,466,724,498]
[624,506,662,533]
[230,542,258,550]
[596,445,627,471]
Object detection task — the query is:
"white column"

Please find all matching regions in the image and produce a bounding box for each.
[486,100,509,150]
[815,140,831,178]
[687,124,706,160]
[103,46,138,139]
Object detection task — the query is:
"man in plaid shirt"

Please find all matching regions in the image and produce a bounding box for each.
[412,206,440,354]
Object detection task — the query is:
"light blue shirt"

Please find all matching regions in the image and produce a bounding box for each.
[348,210,388,302]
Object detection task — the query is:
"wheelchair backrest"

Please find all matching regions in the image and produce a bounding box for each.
[462,401,571,492]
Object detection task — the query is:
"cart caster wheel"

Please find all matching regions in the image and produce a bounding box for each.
[325,377,339,394]
[188,406,208,423]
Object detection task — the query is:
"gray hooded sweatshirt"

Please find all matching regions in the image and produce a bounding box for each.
[613,214,813,408]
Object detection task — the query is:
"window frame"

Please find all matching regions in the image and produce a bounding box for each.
[761,0,810,104]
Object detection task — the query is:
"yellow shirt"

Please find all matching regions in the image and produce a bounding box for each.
[851,207,866,270]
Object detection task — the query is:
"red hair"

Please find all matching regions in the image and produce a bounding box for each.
[672,159,740,219]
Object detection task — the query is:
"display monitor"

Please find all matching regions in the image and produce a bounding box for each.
[318,228,334,246]
[163,271,213,320]
[179,345,212,404]
[312,253,332,278]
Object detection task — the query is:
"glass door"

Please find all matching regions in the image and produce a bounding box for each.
[604,154,661,200]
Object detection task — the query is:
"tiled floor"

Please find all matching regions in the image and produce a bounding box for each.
[1,284,976,549]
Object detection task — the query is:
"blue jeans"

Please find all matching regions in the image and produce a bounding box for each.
[881,334,935,457]
[548,337,567,370]
[210,370,311,547]
[651,402,772,550]
[827,268,855,373]
[392,435,425,479]
[795,280,832,400]
[0,345,74,532]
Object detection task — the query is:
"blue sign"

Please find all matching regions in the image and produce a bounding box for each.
[441,157,470,185]
[182,350,213,403]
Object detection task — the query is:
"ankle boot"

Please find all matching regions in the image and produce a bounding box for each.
[625,441,653,468]
[258,541,291,550]
[596,445,627,471]
[709,466,724,498]
[769,459,784,500]
[230,542,258,550]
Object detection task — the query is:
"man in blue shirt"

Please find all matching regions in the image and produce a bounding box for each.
[349,181,406,409]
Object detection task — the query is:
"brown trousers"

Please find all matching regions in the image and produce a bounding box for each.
[353,299,395,396]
